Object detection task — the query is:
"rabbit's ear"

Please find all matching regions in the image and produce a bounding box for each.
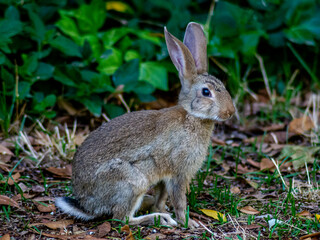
[164,27,197,89]
[183,22,208,74]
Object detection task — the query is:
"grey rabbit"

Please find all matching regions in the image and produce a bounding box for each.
[55,22,235,228]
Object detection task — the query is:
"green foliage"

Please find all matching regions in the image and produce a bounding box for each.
[0,0,319,128]
[208,0,320,98]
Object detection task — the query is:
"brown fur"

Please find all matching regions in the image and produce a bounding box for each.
[55,22,235,228]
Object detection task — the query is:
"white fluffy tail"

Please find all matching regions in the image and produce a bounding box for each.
[55,197,95,221]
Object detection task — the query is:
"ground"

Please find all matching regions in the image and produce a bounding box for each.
[1,94,320,240]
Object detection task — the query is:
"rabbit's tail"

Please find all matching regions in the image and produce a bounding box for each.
[55,197,96,221]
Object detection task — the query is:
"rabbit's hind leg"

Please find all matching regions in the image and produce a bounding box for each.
[127,194,177,226]
[151,181,168,213]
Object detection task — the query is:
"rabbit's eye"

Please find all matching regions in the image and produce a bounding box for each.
[202,88,211,97]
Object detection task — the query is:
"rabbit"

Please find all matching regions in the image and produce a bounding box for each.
[55,22,235,228]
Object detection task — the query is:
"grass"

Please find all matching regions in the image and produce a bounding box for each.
[1,91,320,239]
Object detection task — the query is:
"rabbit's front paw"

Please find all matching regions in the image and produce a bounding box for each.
[187,219,200,228]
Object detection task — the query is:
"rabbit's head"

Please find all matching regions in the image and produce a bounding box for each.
[165,22,235,121]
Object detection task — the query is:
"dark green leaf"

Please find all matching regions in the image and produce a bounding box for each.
[113,59,140,87]
[0,19,23,40]
[50,35,82,57]
[104,103,126,119]
[139,62,168,91]
[27,10,46,42]
[21,54,38,76]
[82,95,102,117]
[34,62,55,81]
[5,6,20,20]
[18,81,31,99]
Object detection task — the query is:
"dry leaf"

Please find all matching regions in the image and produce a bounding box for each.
[260,158,275,171]
[239,206,260,215]
[8,172,21,185]
[297,210,312,218]
[244,224,262,230]
[261,123,285,132]
[231,186,241,194]
[36,203,56,212]
[95,222,111,238]
[0,144,14,156]
[2,234,10,240]
[300,232,320,240]
[289,116,314,135]
[247,158,260,168]
[145,233,167,240]
[46,165,72,178]
[12,193,35,201]
[121,225,134,240]
[245,179,259,189]
[30,219,74,230]
[32,185,45,193]
[0,195,20,208]
[200,209,227,222]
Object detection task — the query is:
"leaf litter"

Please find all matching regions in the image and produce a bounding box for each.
[0,95,320,239]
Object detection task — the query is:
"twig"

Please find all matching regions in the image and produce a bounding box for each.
[255,53,273,103]
[102,113,111,122]
[117,94,130,113]
[198,220,214,236]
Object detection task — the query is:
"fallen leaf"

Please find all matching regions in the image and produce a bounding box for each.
[300,232,320,240]
[261,123,285,132]
[247,158,260,168]
[12,193,35,201]
[279,146,320,170]
[245,179,259,189]
[200,209,227,222]
[46,165,72,178]
[316,214,320,222]
[145,233,167,240]
[260,158,275,171]
[2,234,10,240]
[239,206,260,215]
[211,136,226,146]
[244,224,262,229]
[0,144,14,156]
[8,172,21,185]
[32,185,45,193]
[36,203,56,213]
[231,186,241,194]
[121,225,134,240]
[18,182,29,192]
[0,195,20,208]
[33,196,55,202]
[95,222,111,238]
[289,116,314,135]
[30,219,74,230]
[297,210,312,218]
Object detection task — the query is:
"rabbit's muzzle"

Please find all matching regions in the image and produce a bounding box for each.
[219,103,236,121]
